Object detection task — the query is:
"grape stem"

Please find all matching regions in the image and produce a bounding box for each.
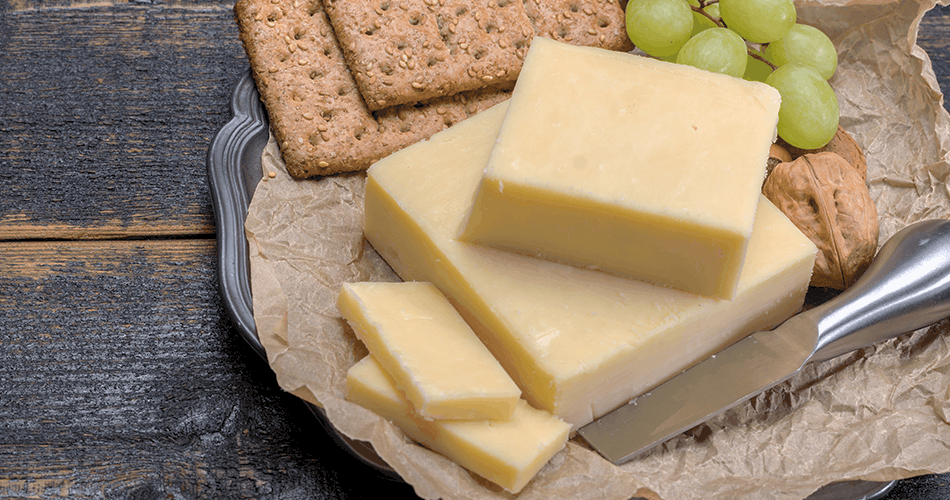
[749,49,778,70]
[688,3,722,28]
[689,2,778,70]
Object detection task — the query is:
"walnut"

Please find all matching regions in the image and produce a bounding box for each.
[778,126,868,180]
[762,152,879,290]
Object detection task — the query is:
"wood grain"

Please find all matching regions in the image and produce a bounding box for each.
[0,1,247,241]
[0,2,949,499]
[0,238,419,498]
[920,5,950,100]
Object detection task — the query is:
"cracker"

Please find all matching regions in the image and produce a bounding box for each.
[234,0,512,178]
[526,0,633,51]
[322,0,534,111]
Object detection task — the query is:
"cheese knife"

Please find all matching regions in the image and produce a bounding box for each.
[578,218,950,465]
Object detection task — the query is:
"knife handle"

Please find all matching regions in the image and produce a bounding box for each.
[807,219,950,363]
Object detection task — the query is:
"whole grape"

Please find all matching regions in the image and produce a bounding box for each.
[677,28,748,78]
[719,0,796,43]
[764,23,838,79]
[766,63,839,149]
[625,0,694,57]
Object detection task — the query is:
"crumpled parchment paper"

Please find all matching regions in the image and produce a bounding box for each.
[244,0,950,497]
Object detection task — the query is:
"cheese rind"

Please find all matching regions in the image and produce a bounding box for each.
[346,355,570,494]
[337,281,520,420]
[459,38,782,299]
[365,102,816,428]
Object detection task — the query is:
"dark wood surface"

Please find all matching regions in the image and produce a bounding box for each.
[1,0,948,498]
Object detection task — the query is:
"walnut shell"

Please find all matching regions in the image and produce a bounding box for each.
[763,152,879,289]
[778,126,868,180]
[769,143,793,163]
[766,143,793,178]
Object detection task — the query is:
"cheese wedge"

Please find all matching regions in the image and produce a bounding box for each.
[346,355,570,494]
[459,38,782,300]
[365,102,816,428]
[337,281,520,420]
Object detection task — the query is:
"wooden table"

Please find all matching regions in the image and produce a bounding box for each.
[1,0,948,498]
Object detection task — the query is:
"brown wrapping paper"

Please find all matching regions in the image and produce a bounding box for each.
[244,0,950,497]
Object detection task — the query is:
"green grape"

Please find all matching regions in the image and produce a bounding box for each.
[743,48,773,82]
[687,0,721,36]
[656,51,681,63]
[719,0,796,43]
[676,28,748,78]
[766,63,839,149]
[625,0,694,57]
[764,23,837,80]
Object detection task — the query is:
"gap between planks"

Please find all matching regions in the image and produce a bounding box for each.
[0,218,215,242]
[0,238,216,280]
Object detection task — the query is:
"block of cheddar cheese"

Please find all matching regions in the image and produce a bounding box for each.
[337,281,521,421]
[364,102,817,428]
[346,355,570,494]
[459,38,782,300]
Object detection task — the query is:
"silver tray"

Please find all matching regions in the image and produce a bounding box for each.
[205,69,399,481]
[206,69,898,500]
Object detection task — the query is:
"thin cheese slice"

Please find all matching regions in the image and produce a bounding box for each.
[459,38,782,300]
[337,281,520,420]
[365,102,817,428]
[346,355,570,494]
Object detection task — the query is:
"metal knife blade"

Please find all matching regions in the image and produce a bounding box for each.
[578,219,950,465]
[578,315,818,464]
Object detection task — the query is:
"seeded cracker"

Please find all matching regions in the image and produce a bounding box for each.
[526,0,633,51]
[322,0,534,111]
[234,0,513,178]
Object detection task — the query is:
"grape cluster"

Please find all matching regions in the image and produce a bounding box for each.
[625,0,839,149]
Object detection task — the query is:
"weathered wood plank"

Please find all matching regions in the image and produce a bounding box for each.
[0,2,248,241]
[919,5,950,100]
[6,0,232,11]
[0,239,419,499]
